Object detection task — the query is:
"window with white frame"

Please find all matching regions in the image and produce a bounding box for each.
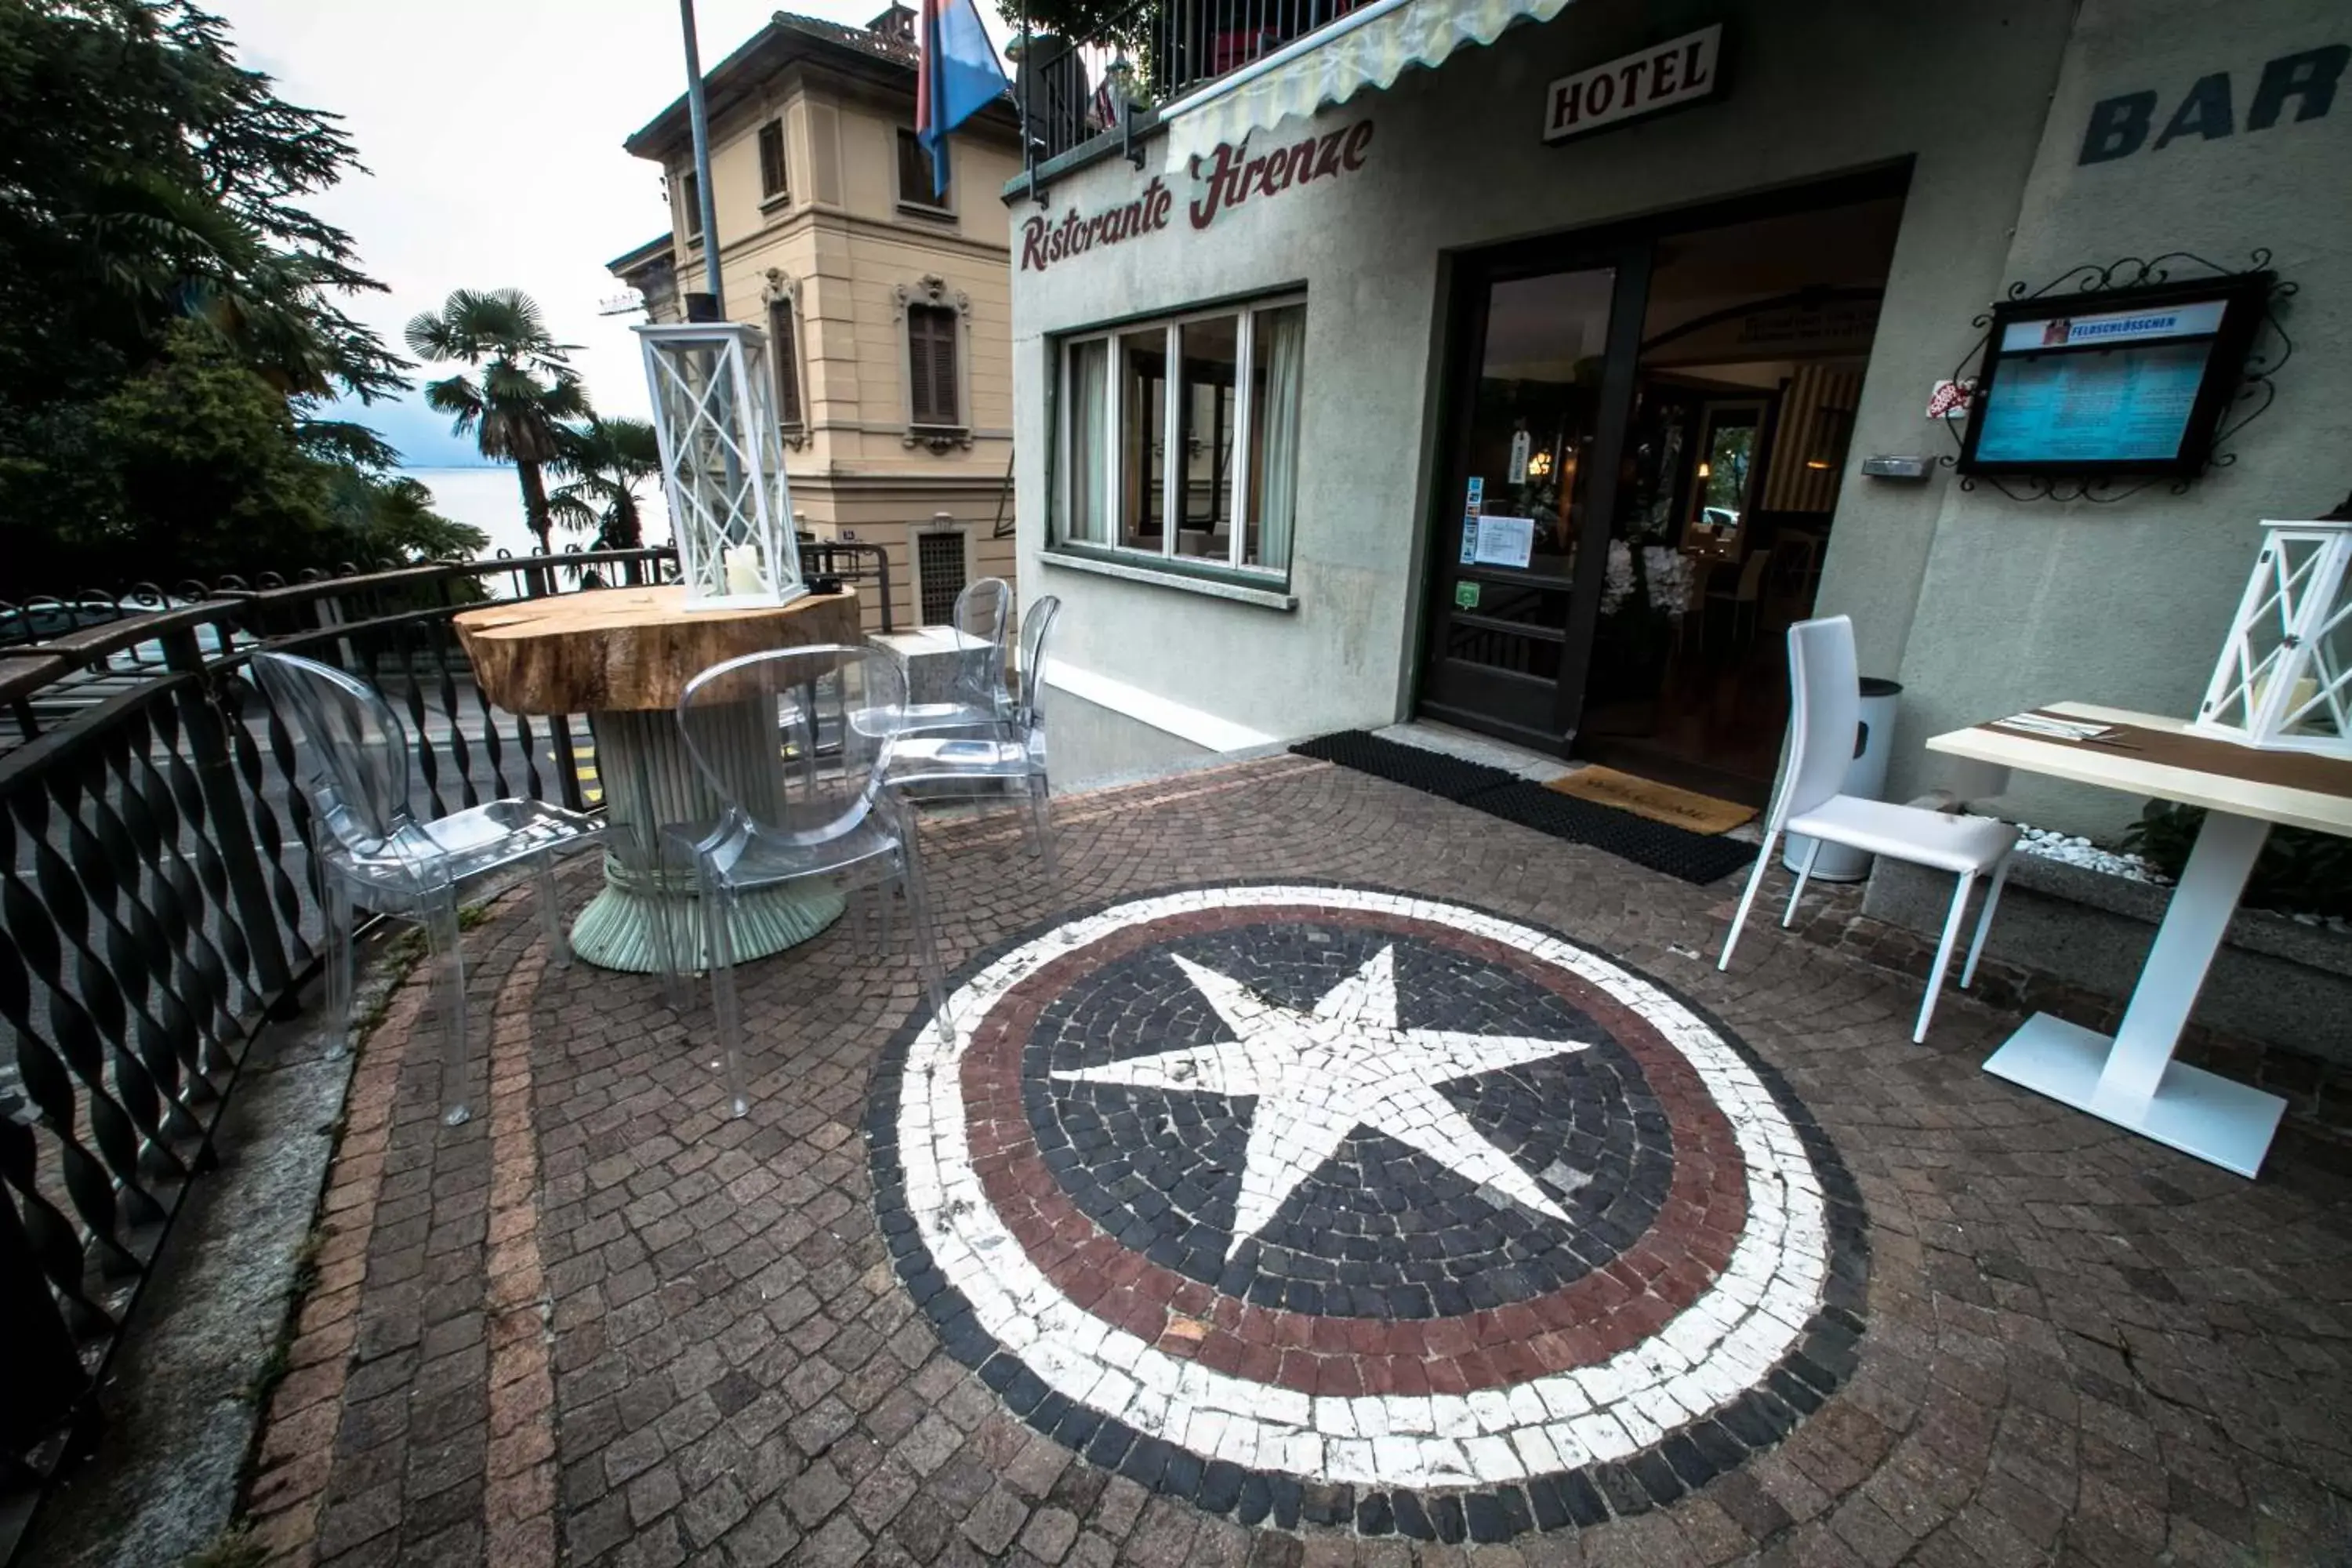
[1054,297,1305,576]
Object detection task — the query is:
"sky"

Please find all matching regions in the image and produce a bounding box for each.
[216,0,884,468]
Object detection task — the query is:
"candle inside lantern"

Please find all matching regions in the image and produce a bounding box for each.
[722,544,764,597]
[2248,666,2317,717]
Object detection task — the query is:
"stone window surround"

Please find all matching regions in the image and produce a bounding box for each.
[895,273,975,454]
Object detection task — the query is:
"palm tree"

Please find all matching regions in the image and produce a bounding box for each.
[402,288,587,554]
[550,416,661,550]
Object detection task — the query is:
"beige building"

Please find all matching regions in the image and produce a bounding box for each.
[612,6,1024,631]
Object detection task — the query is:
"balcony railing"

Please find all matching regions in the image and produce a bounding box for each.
[1013,0,1373,171]
[0,539,894,1556]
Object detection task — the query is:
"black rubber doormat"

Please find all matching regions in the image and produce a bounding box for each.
[1289,729,1520,800]
[1291,731,1759,886]
[1469,782,1760,885]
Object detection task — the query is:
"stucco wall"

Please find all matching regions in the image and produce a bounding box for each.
[1867,0,2352,834]
[1012,0,2078,782]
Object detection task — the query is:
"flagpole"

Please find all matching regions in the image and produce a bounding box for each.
[680,0,724,314]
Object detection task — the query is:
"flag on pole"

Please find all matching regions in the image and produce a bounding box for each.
[915,0,1011,198]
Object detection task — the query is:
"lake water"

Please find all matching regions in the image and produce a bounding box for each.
[406,466,673,563]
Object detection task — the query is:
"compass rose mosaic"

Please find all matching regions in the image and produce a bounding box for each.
[867,885,1868,1541]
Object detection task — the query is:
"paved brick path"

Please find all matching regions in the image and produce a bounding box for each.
[245,756,2352,1566]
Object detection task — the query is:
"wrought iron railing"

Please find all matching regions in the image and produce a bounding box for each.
[1013,0,1374,172]
[0,538,896,1555]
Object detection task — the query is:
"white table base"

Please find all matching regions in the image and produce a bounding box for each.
[1981,1014,2285,1178]
[1978,808,2284,1177]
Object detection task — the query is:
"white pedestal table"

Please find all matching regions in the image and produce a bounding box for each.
[1926,702,2352,1178]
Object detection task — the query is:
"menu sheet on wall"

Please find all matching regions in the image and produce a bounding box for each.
[1973,340,2214,464]
[1969,298,2228,468]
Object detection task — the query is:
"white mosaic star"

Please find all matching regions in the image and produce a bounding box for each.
[1053,946,1592,1259]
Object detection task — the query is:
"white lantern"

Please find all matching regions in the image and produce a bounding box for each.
[637,321,805,611]
[2192,519,2352,756]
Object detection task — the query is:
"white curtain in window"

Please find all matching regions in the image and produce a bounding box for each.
[1255,307,1305,569]
[1065,339,1109,543]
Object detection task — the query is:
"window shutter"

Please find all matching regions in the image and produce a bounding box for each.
[768,301,802,427]
[757,121,787,199]
[898,129,948,207]
[680,172,701,240]
[931,310,960,426]
[908,312,936,425]
[909,306,960,427]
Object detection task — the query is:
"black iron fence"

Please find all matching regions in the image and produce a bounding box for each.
[1014,0,1374,170]
[0,539,895,1555]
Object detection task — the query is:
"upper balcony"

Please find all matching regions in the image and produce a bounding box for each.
[1009,0,1377,173]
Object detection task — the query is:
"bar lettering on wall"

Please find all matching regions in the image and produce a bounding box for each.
[2079,42,2345,164]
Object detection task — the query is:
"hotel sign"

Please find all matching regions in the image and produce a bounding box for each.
[1543,24,1724,144]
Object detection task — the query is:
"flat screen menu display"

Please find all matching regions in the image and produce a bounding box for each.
[1958,278,2267,478]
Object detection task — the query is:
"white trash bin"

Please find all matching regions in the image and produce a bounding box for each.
[1782,677,1901,882]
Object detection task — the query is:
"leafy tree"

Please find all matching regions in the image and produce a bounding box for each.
[0,0,403,408]
[404,289,589,556]
[550,416,660,550]
[0,0,420,592]
[7,324,481,586]
[322,470,487,565]
[85,322,338,580]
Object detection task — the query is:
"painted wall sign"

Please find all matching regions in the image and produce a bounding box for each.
[1018,175,1177,273]
[1543,24,1723,144]
[1018,120,1374,273]
[1187,120,1374,230]
[2078,43,2346,164]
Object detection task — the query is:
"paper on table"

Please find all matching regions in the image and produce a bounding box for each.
[1992,713,2117,741]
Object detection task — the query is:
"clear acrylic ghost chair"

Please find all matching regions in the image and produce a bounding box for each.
[249,650,602,1123]
[666,644,952,1117]
[1717,615,2018,1043]
[884,595,1061,878]
[854,575,1014,741]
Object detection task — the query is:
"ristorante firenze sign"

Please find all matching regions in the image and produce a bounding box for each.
[1018,120,1374,274]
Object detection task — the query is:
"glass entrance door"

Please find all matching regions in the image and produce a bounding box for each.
[1417,249,1648,744]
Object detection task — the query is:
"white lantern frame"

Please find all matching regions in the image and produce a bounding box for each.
[2191,519,2352,757]
[637,321,806,612]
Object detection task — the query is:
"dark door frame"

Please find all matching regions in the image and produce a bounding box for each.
[1409,159,1915,751]
[1414,240,1650,748]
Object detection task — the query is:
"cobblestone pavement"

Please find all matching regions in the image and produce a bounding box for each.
[245,755,2352,1567]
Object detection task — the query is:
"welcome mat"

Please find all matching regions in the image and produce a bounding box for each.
[1472,783,1761,886]
[1290,731,1759,886]
[1544,764,1757,835]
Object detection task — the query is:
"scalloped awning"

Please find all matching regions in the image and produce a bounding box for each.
[1159,0,1575,166]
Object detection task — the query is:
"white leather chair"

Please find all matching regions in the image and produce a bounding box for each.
[1719,615,2018,1042]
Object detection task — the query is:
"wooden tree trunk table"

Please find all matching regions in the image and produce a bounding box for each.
[454,586,862,972]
